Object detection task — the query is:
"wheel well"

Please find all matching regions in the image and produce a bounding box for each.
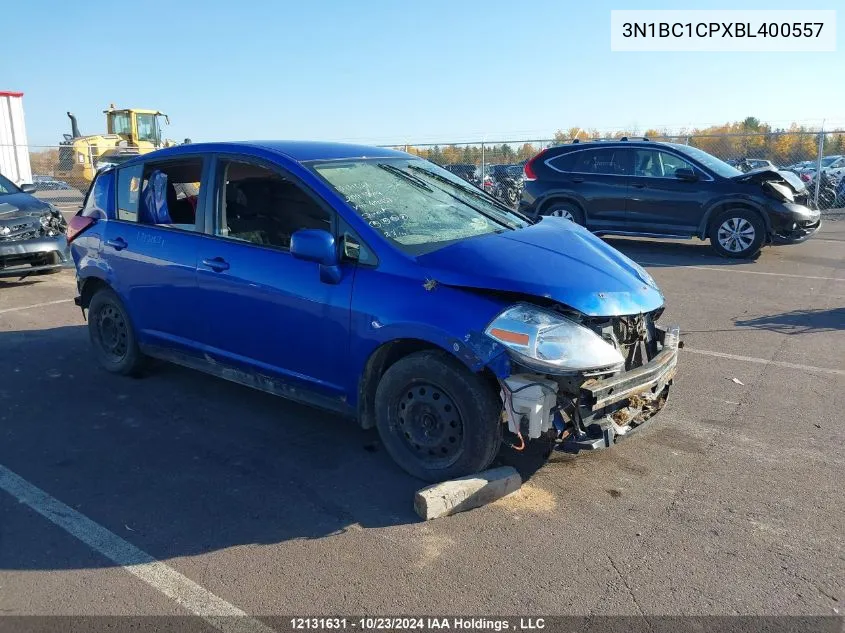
[539,196,582,215]
[79,277,111,310]
[357,339,501,429]
[703,203,768,238]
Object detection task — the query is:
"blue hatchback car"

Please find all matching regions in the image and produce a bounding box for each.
[68,141,680,481]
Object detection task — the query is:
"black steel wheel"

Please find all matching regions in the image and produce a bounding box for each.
[96,303,129,360]
[88,288,145,376]
[375,350,502,482]
[396,381,465,469]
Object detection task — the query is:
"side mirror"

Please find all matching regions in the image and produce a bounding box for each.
[291,229,338,266]
[291,229,341,284]
[21,183,37,193]
[675,168,698,182]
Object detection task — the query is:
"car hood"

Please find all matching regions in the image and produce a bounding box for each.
[416,217,664,317]
[0,192,52,219]
[732,168,806,193]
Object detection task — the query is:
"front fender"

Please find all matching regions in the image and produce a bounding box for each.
[347,269,514,398]
[697,196,770,238]
[361,320,510,375]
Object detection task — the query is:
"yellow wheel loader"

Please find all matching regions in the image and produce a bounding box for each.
[55,106,189,192]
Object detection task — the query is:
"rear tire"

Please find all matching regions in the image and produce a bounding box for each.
[544,202,584,225]
[88,288,145,376]
[709,209,765,259]
[374,350,502,482]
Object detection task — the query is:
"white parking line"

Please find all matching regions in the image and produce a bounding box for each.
[0,299,74,315]
[684,347,845,376]
[0,464,275,633]
[637,262,845,282]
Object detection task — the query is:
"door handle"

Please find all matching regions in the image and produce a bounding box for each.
[571,177,584,183]
[631,183,646,189]
[201,257,230,272]
[105,237,127,251]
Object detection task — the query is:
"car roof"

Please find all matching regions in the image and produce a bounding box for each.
[551,140,680,151]
[115,141,410,166]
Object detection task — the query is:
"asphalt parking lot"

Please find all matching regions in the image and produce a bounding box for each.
[0,220,843,619]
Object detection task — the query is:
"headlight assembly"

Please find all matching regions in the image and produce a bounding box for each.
[485,303,624,372]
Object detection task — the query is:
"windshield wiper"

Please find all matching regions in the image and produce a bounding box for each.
[377,163,433,192]
[406,165,526,229]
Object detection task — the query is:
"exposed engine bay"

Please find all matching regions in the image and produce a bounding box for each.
[498,309,680,453]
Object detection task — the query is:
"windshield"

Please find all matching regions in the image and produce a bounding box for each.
[668,143,743,178]
[821,156,842,167]
[311,158,529,254]
[0,173,20,195]
[136,114,160,143]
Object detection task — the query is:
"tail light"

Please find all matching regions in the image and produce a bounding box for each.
[800,173,811,182]
[66,215,96,244]
[523,149,549,181]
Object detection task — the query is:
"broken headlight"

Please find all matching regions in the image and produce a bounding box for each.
[763,181,795,203]
[484,303,625,372]
[39,205,66,236]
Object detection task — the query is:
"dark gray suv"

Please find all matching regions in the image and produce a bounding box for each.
[519,139,821,258]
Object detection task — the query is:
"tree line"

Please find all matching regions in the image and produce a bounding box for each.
[403,118,845,168]
[25,118,845,177]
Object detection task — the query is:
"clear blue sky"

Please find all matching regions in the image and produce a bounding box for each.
[3,0,842,147]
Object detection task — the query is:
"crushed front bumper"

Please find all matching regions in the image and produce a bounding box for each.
[0,235,70,278]
[557,325,680,453]
[770,203,822,245]
[772,219,822,244]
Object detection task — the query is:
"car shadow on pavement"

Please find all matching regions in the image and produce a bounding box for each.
[602,237,759,267]
[0,325,439,572]
[734,307,845,334]
[0,278,43,289]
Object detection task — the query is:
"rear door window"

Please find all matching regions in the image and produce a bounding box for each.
[572,148,631,175]
[137,159,204,231]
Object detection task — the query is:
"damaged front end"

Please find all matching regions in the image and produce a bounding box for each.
[733,168,821,244]
[0,202,69,278]
[489,305,680,453]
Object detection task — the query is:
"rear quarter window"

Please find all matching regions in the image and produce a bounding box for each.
[81,171,116,219]
[546,152,577,173]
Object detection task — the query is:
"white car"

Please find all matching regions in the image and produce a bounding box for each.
[803,155,845,183]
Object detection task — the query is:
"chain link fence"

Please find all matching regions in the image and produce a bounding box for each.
[385,130,845,211]
[6,130,845,212]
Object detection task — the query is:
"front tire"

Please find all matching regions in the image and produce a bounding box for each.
[374,350,502,482]
[709,209,765,258]
[88,288,145,376]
